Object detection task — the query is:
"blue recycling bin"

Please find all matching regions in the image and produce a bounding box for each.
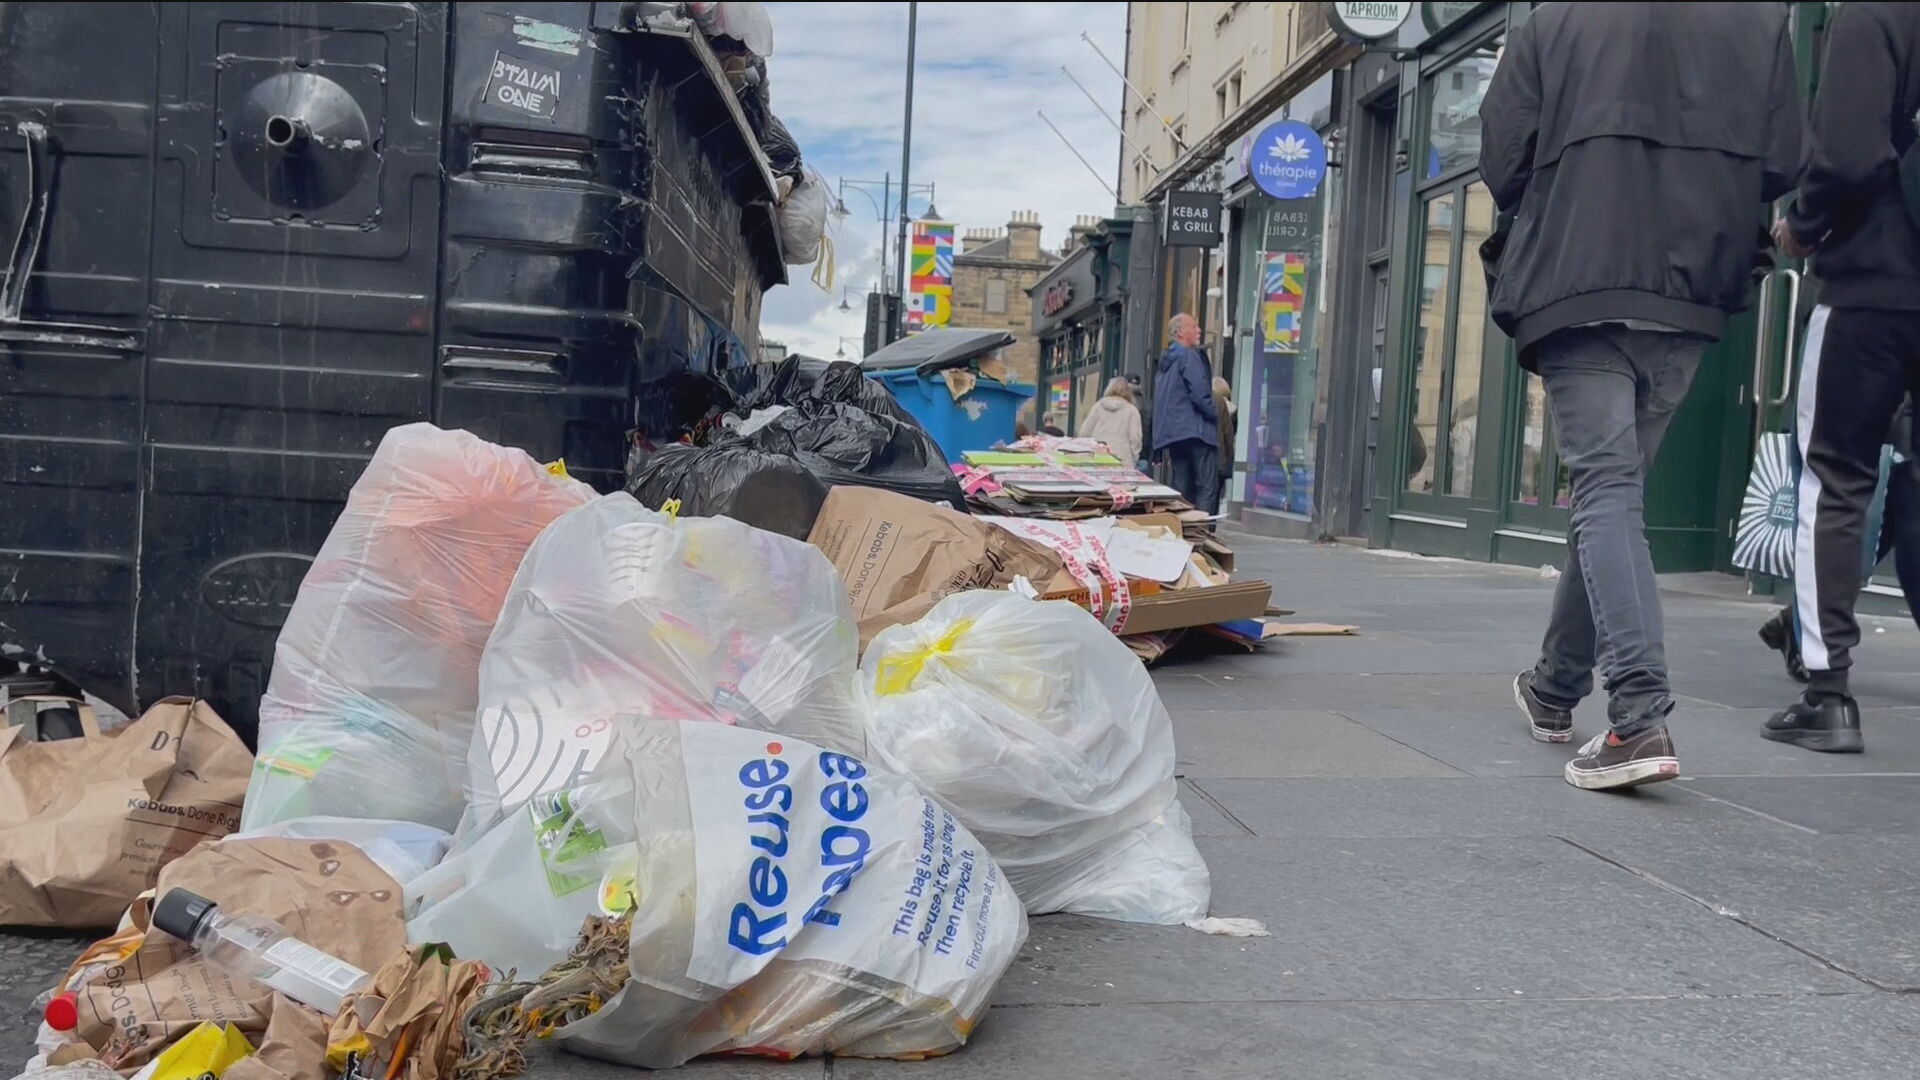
[867,369,1036,464]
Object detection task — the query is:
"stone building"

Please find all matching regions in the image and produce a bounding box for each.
[949,209,1060,385]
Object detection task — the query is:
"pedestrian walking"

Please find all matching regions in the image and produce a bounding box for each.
[1765,2,1920,754]
[1481,2,1805,790]
[1081,376,1144,467]
[1211,376,1237,515]
[1760,399,1920,685]
[1152,313,1220,510]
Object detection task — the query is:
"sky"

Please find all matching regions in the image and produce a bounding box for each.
[760,1,1128,359]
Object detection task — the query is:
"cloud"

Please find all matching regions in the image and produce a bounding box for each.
[759,1,1126,358]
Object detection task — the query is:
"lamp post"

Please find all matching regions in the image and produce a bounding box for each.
[836,175,935,346]
[833,335,865,361]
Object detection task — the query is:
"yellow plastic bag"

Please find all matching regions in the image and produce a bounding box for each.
[146,1022,254,1080]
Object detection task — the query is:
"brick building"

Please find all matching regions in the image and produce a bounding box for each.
[949,210,1060,385]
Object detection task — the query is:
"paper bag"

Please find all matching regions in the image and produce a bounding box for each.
[71,837,407,1071]
[0,697,253,928]
[806,485,1062,645]
[326,947,490,1080]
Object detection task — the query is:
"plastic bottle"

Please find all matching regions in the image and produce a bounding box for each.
[151,888,371,1015]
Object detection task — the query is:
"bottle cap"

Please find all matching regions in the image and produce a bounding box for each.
[151,888,217,943]
[44,992,78,1032]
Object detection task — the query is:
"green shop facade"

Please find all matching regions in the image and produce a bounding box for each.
[1353,1,1830,578]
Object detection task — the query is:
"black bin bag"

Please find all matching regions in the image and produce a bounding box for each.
[625,443,830,540]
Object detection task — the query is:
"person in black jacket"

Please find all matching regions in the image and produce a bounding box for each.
[1760,399,1920,685]
[1765,2,1920,754]
[1481,3,1805,791]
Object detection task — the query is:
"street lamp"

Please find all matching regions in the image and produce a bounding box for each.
[833,335,864,360]
[837,174,936,307]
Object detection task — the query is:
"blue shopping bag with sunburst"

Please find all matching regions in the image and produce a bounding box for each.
[1732,431,1890,580]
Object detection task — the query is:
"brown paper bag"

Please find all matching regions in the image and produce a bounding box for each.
[0,697,252,928]
[807,485,1063,646]
[72,837,408,1072]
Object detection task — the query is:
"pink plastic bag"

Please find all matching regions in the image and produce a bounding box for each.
[244,423,594,832]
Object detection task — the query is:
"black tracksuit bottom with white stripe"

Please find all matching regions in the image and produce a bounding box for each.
[1795,305,1920,696]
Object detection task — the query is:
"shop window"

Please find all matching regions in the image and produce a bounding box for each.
[1424,38,1501,180]
[985,278,1008,314]
[1404,192,1455,495]
[1445,182,1495,497]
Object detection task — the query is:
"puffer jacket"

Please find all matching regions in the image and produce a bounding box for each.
[1080,395,1143,465]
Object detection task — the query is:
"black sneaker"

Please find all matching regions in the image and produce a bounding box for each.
[1564,726,1680,790]
[1762,695,1864,753]
[1513,670,1573,743]
[1757,609,1809,684]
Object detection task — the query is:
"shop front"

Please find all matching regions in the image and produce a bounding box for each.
[1363,1,1814,573]
[1031,215,1134,436]
[1218,76,1336,531]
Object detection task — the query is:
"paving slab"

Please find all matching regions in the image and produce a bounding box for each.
[1346,705,1920,778]
[1567,830,1920,991]
[836,996,1920,1080]
[1674,775,1920,833]
[994,836,1850,1007]
[1191,775,1779,840]
[1170,709,1464,779]
[0,929,98,1069]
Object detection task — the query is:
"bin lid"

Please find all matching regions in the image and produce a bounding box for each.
[858,327,1017,375]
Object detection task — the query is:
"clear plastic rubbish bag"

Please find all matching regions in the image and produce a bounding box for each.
[860,591,1219,926]
[466,493,863,831]
[552,720,1026,1067]
[244,423,594,833]
[405,783,636,980]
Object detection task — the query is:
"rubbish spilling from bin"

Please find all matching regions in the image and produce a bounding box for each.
[13,408,1285,1076]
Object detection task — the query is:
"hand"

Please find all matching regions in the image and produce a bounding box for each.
[1773,216,1817,259]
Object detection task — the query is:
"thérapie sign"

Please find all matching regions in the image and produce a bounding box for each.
[1250,120,1327,200]
[1164,189,1222,247]
[1329,1,1414,41]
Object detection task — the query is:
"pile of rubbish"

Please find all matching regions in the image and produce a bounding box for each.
[950,436,1276,661]
[4,421,1264,1080]
[625,357,1284,662]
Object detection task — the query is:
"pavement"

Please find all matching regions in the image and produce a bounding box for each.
[8,534,1920,1077]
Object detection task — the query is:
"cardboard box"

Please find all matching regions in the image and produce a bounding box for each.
[1043,577,1272,636]
[807,486,1063,646]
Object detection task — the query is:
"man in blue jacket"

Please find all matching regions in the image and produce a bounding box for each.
[1152,313,1220,510]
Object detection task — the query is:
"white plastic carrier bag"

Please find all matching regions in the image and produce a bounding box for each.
[538,720,1027,1067]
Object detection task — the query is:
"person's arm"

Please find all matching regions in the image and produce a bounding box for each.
[1787,4,1895,246]
[1478,22,1540,211]
[1760,13,1808,204]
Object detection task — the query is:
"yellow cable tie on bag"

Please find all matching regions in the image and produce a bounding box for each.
[874,618,974,695]
[545,459,571,478]
[660,498,682,520]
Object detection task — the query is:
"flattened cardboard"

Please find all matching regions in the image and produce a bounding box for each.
[807,486,1063,646]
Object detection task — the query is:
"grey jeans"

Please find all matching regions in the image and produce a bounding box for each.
[1530,325,1705,736]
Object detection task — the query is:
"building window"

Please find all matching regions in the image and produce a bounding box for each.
[1216,85,1228,122]
[985,278,1008,315]
[1230,71,1243,110]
